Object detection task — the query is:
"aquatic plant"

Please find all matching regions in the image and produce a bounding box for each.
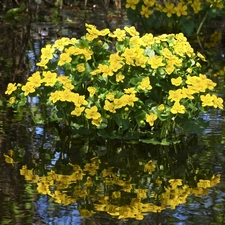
[125,0,225,39]
[5,24,223,142]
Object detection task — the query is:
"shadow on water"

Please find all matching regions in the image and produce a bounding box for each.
[1,1,225,225]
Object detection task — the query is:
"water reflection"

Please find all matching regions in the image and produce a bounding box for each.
[1,131,223,224]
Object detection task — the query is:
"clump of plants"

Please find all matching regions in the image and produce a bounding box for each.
[5,24,223,142]
[125,0,225,35]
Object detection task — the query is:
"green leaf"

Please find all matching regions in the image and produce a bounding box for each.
[139,138,161,145]
[179,18,195,36]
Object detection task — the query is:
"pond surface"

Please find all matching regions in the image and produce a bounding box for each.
[1,4,225,225]
[1,108,225,225]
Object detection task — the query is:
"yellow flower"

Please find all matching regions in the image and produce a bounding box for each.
[109,28,126,41]
[5,83,17,95]
[138,77,152,90]
[181,87,195,99]
[53,37,71,51]
[21,82,35,96]
[37,182,49,195]
[25,174,39,183]
[41,44,55,60]
[72,94,88,107]
[161,48,173,58]
[116,72,125,83]
[87,86,96,97]
[174,2,188,17]
[36,58,49,68]
[58,53,72,66]
[163,2,175,17]
[104,100,116,113]
[191,0,202,14]
[28,71,42,88]
[83,162,99,175]
[9,97,16,104]
[4,154,14,164]
[200,94,214,107]
[168,89,183,102]
[158,104,165,111]
[71,106,85,116]
[42,71,57,86]
[79,209,93,217]
[135,188,148,199]
[146,113,157,126]
[148,56,165,69]
[171,102,185,114]
[91,117,102,126]
[123,88,136,95]
[197,179,211,188]
[85,106,101,120]
[124,26,140,37]
[84,177,93,187]
[49,91,62,103]
[121,94,138,107]
[106,92,115,101]
[212,95,223,109]
[144,160,156,172]
[140,5,152,18]
[210,174,221,186]
[125,0,140,10]
[112,191,121,199]
[197,52,206,61]
[143,0,155,7]
[165,63,175,75]
[76,63,85,72]
[122,182,133,192]
[171,77,182,86]
[169,179,182,188]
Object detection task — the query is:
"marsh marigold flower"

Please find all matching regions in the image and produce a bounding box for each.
[144,160,156,172]
[5,83,17,95]
[87,86,96,97]
[140,5,152,18]
[146,113,157,126]
[148,56,165,69]
[171,77,182,86]
[163,2,175,17]
[171,102,185,114]
[174,3,188,17]
[42,71,57,86]
[85,105,101,120]
[76,63,85,72]
[41,44,55,60]
[158,104,165,111]
[138,77,152,90]
[200,94,214,107]
[109,28,126,41]
[116,72,125,83]
[125,0,140,10]
[21,82,35,96]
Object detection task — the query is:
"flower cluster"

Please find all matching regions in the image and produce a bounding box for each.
[126,0,225,39]
[5,24,223,140]
[126,0,223,18]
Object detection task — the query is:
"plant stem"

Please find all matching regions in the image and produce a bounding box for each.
[196,12,208,51]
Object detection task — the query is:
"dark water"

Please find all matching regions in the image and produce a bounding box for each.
[1,5,225,225]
